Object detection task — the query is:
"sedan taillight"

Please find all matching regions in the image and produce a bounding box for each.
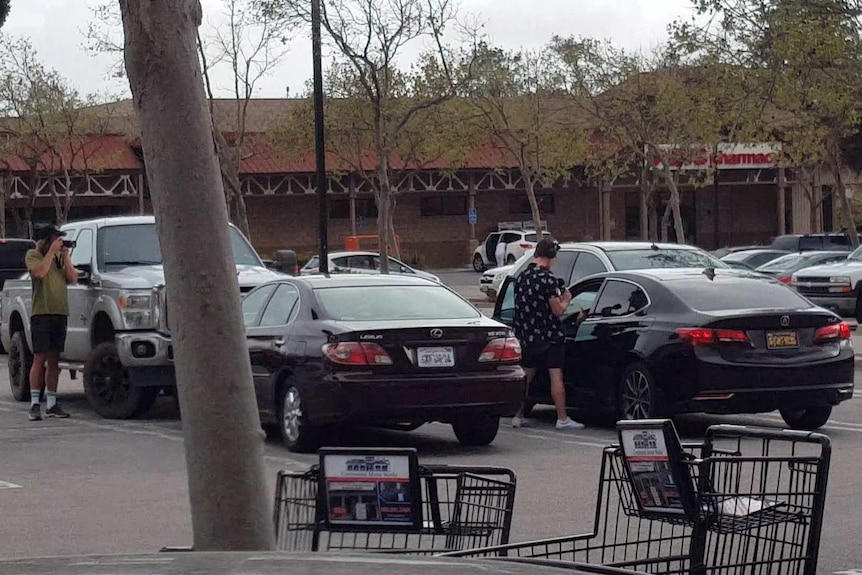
[478,337,522,362]
[676,328,751,346]
[777,276,792,284]
[813,322,852,343]
[323,342,394,365]
[519,243,531,249]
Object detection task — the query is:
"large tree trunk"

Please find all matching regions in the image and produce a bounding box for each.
[119,0,275,552]
[652,147,686,244]
[639,166,650,241]
[648,196,658,241]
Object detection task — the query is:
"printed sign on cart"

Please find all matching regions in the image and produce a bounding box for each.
[320,449,422,530]
[620,427,686,515]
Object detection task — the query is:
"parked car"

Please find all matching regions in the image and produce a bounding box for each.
[770,233,852,252]
[756,251,850,284]
[790,243,862,320]
[0,238,36,288]
[301,251,440,282]
[493,268,854,430]
[240,274,525,452]
[480,241,728,303]
[710,245,762,259]
[472,229,551,271]
[0,215,285,419]
[720,249,791,269]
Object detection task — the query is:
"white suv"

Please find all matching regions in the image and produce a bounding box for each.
[472,230,551,272]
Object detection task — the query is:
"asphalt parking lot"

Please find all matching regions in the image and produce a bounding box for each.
[2,267,862,573]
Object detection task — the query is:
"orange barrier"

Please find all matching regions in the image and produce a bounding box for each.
[345,235,401,254]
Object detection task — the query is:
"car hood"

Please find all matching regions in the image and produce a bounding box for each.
[793,260,862,277]
[482,264,515,279]
[99,264,286,290]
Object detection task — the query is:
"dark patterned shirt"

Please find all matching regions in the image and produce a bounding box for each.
[512,263,565,345]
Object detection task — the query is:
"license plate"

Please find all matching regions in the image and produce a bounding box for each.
[416,347,455,368]
[766,331,798,349]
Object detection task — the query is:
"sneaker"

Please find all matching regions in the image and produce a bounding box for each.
[29,404,41,421]
[511,416,529,428]
[555,417,584,430]
[45,404,70,419]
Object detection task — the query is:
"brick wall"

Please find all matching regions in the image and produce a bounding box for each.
[245,185,605,268]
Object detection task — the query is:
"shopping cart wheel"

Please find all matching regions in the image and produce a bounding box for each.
[452,415,500,446]
[779,405,832,430]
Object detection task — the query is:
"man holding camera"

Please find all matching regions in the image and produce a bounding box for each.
[25,224,78,421]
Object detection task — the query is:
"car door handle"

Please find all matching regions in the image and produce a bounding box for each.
[274,339,286,346]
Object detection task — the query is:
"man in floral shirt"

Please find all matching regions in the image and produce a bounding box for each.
[511,239,584,430]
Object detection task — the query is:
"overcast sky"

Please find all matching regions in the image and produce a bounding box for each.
[4,0,694,100]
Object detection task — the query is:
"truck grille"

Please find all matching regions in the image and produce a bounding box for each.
[795,277,826,284]
[796,286,834,296]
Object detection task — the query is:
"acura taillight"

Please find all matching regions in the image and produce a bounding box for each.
[478,337,522,362]
[676,328,751,346]
[322,342,393,365]
[814,322,852,343]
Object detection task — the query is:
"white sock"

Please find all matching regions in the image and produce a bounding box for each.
[46,392,57,409]
[30,390,40,407]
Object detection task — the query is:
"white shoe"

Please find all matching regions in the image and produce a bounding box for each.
[512,416,529,428]
[556,417,585,430]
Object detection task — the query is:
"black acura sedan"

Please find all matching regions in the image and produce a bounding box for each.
[241,274,525,452]
[494,268,854,430]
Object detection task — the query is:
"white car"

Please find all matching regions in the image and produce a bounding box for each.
[301,251,440,282]
[472,230,551,272]
[479,263,516,301]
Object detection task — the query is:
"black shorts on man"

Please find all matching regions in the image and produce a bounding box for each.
[30,314,68,354]
[520,341,565,370]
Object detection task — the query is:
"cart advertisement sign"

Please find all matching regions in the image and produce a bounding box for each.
[618,420,697,520]
[319,448,422,530]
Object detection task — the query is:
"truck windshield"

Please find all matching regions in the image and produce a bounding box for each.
[98,224,262,268]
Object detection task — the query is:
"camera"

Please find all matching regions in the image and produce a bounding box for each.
[62,240,77,249]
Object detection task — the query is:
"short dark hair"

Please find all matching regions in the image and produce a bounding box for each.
[534,238,559,259]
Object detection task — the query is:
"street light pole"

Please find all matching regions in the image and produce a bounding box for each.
[312,0,329,274]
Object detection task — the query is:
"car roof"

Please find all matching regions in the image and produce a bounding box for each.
[328,251,388,258]
[590,268,769,284]
[558,241,703,253]
[62,215,241,231]
[283,274,438,288]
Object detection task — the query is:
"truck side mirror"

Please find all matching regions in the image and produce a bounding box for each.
[77,263,92,284]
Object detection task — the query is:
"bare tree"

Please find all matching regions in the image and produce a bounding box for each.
[0,35,113,233]
[87,0,290,238]
[261,0,478,273]
[119,0,275,551]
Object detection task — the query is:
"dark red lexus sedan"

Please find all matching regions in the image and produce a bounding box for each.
[241,274,525,452]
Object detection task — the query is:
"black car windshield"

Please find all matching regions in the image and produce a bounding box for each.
[98,224,262,267]
[315,285,481,321]
[606,249,726,270]
[671,277,810,312]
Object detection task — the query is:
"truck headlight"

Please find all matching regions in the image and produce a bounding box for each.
[829,276,851,284]
[119,293,154,329]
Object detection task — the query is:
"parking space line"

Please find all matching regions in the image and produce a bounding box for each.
[0,480,22,489]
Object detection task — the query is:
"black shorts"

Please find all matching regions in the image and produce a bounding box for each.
[31,314,68,354]
[521,342,565,370]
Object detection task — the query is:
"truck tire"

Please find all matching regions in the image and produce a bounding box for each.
[83,342,154,419]
[8,331,33,402]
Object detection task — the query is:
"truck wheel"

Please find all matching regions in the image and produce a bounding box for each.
[452,415,500,446]
[83,342,149,419]
[779,406,832,430]
[8,331,33,402]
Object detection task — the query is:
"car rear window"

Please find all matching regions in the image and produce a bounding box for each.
[670,277,810,312]
[606,249,725,270]
[314,285,482,321]
[524,232,551,242]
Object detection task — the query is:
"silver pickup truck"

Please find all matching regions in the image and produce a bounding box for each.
[1,215,284,419]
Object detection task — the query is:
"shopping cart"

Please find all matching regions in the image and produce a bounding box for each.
[443,423,832,575]
[274,463,517,554]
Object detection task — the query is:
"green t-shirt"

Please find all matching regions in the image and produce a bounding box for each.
[25,249,69,316]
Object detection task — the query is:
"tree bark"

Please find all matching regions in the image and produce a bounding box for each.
[648,196,658,241]
[524,173,544,237]
[651,147,686,244]
[119,0,275,551]
[376,153,392,274]
[831,160,860,247]
[639,167,650,241]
